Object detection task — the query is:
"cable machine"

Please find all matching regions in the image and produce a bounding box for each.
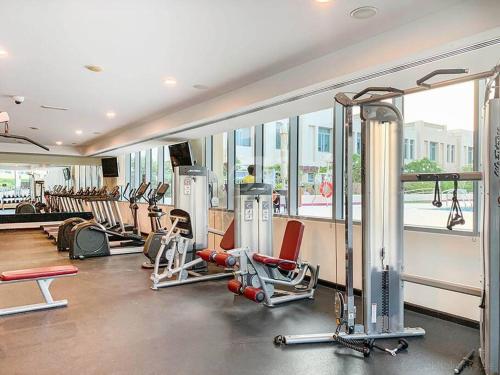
[275,65,499,373]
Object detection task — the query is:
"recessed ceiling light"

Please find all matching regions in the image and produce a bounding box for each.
[164,77,177,86]
[0,48,8,57]
[106,111,116,119]
[75,130,83,135]
[55,141,63,145]
[84,65,103,72]
[316,0,332,3]
[29,126,39,130]
[193,84,209,90]
[350,6,378,19]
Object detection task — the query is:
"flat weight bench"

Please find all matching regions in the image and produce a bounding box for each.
[0,265,78,316]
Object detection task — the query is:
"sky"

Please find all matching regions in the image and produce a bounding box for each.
[403,81,474,130]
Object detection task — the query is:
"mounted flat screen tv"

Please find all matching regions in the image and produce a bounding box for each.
[63,167,71,181]
[168,142,193,168]
[102,157,119,177]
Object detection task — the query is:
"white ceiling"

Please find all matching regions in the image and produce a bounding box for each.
[0,0,465,150]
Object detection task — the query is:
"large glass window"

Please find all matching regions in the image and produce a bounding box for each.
[130,153,136,189]
[263,119,289,214]
[402,80,475,231]
[235,128,252,147]
[139,150,146,183]
[235,127,255,184]
[298,108,334,218]
[151,148,159,188]
[163,146,173,204]
[212,133,228,208]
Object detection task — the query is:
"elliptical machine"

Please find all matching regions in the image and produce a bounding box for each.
[69,182,150,259]
[142,182,170,268]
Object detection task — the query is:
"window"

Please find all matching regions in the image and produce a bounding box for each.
[235,128,251,147]
[467,146,473,165]
[355,132,361,155]
[130,153,136,189]
[139,150,146,183]
[317,127,331,153]
[275,126,282,149]
[298,108,333,218]
[235,127,255,184]
[429,142,438,161]
[151,148,159,188]
[264,119,289,214]
[212,132,228,208]
[446,144,455,163]
[163,146,173,204]
[402,80,475,231]
[404,139,415,160]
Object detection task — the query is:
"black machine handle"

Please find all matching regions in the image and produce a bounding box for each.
[393,339,409,355]
[454,350,475,374]
[352,87,404,100]
[417,68,469,88]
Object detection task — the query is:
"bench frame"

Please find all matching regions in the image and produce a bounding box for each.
[0,273,75,316]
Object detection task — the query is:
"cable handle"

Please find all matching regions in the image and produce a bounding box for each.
[352,87,404,100]
[417,68,469,88]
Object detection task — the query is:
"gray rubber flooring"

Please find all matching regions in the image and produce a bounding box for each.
[0,229,483,375]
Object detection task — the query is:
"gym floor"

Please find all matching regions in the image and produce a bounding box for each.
[0,229,483,375]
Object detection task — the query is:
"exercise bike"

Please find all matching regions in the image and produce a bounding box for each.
[69,182,150,259]
[142,182,170,268]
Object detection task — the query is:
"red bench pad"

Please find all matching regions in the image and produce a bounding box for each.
[1,265,78,281]
[252,254,297,271]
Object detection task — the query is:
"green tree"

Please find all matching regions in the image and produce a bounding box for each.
[404,158,443,174]
[403,158,442,192]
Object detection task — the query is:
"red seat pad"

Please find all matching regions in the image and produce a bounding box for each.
[1,265,78,281]
[278,220,304,263]
[220,220,235,250]
[252,254,296,271]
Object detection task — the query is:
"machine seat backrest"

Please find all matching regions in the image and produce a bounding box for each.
[278,220,304,262]
[220,220,235,250]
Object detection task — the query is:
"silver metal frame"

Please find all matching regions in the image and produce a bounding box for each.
[150,216,234,289]
[230,183,319,307]
[479,70,499,375]
[0,273,76,316]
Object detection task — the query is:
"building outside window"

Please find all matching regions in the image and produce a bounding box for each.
[235,127,255,184]
[317,127,331,153]
[235,128,252,147]
[402,80,475,231]
[263,119,289,214]
[429,141,438,161]
[404,138,416,160]
[446,144,455,163]
[467,146,473,165]
[298,108,333,218]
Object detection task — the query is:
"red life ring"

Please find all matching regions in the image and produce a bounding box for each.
[319,181,333,198]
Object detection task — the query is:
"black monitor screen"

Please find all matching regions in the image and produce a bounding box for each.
[168,142,193,168]
[102,157,119,177]
[63,167,71,181]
